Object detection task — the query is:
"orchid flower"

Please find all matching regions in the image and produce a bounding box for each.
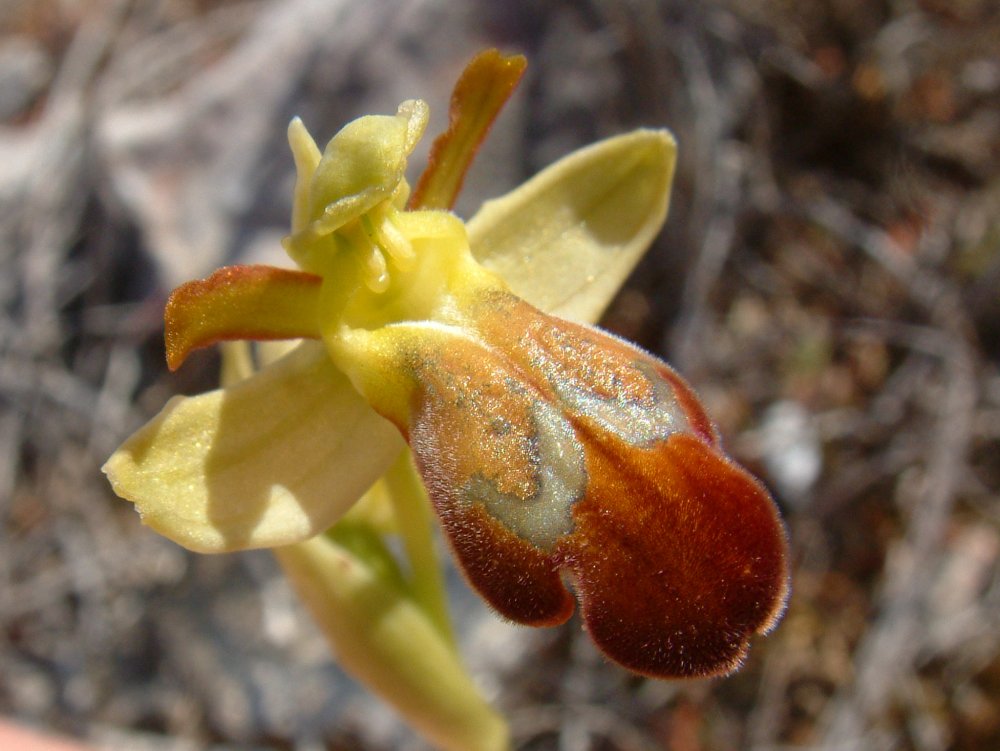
[104,50,787,709]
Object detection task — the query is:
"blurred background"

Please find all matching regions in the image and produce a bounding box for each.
[2,0,999,749]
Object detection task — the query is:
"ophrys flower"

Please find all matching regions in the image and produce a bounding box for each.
[104,50,788,681]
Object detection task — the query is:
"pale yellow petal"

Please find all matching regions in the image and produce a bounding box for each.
[103,342,403,552]
[466,129,676,324]
[275,536,509,751]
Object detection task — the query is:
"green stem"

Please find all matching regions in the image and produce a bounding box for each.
[275,537,509,751]
[384,449,456,647]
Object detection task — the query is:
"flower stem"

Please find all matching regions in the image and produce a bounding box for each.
[275,536,509,751]
[384,449,456,647]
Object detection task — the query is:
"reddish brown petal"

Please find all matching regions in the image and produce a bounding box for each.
[164,265,322,370]
[404,338,576,626]
[409,49,527,211]
[431,502,574,626]
[559,432,789,678]
[452,289,788,677]
[397,290,787,677]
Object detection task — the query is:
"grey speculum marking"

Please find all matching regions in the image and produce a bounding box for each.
[552,360,690,446]
[463,399,587,551]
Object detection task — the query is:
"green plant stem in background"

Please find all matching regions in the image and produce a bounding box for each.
[274,537,509,751]
[384,450,456,646]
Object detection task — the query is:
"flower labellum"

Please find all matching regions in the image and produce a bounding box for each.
[104,50,788,681]
[404,291,788,677]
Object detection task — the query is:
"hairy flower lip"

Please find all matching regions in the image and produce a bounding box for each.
[561,430,790,678]
[400,288,789,678]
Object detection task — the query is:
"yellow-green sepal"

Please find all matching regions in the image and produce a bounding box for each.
[103,342,403,552]
[467,129,676,325]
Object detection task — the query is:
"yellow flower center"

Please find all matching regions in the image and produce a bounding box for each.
[281,99,497,346]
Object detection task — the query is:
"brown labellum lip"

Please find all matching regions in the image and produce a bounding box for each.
[406,337,579,626]
[404,292,788,679]
[559,432,789,679]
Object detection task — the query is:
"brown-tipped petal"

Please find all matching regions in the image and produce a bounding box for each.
[560,433,789,679]
[409,49,527,211]
[405,338,576,626]
[165,265,322,370]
